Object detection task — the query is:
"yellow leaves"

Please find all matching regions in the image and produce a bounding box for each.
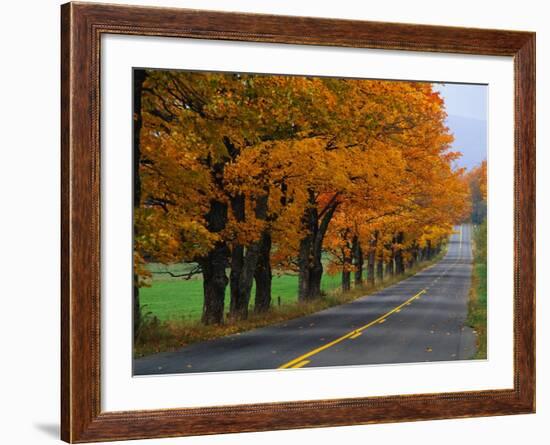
[478,160,488,201]
[135,205,217,266]
[224,197,268,247]
[136,69,473,281]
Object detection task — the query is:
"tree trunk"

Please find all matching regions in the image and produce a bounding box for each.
[408,244,417,268]
[229,195,268,321]
[254,231,272,313]
[386,255,394,276]
[229,194,245,318]
[426,240,432,260]
[133,69,147,341]
[298,235,313,301]
[352,236,363,287]
[394,232,405,275]
[308,259,324,299]
[298,191,318,301]
[342,240,353,292]
[367,250,375,286]
[342,269,351,292]
[298,191,338,301]
[200,240,229,325]
[376,257,384,282]
[200,174,229,325]
[299,238,325,300]
[386,239,395,277]
[367,232,377,286]
[230,243,242,307]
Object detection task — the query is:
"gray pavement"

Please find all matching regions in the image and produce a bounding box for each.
[134,224,476,375]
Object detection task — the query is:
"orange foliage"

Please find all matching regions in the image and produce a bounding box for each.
[135,70,472,286]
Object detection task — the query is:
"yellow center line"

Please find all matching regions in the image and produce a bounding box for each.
[278,289,426,369]
[280,225,468,370]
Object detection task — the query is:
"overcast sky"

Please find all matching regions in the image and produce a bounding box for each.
[433,83,488,170]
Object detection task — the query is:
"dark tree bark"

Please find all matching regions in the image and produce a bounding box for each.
[342,268,351,292]
[298,235,312,300]
[298,191,338,301]
[229,194,245,318]
[254,231,272,313]
[408,243,418,268]
[367,232,377,286]
[367,250,375,286]
[352,235,363,287]
[376,255,384,282]
[133,69,147,341]
[425,239,432,260]
[229,194,269,321]
[200,237,229,325]
[342,237,353,292]
[200,159,230,325]
[394,232,405,275]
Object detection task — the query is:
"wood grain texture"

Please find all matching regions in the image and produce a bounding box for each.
[60,2,536,442]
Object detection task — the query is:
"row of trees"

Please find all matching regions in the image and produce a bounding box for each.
[133,70,471,333]
[467,160,488,261]
[467,160,487,224]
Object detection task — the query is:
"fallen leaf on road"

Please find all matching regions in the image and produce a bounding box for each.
[426,347,433,352]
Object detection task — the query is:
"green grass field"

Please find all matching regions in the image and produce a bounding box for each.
[467,221,487,359]
[140,267,341,321]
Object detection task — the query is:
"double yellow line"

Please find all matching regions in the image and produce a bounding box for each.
[278,289,427,369]
[279,226,467,370]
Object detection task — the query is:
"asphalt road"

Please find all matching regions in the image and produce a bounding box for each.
[134,224,476,375]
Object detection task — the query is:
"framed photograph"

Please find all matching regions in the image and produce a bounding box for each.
[61,2,535,442]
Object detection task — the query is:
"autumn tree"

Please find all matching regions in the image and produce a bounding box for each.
[136,71,344,323]
[467,160,488,224]
[134,70,472,327]
[323,82,469,291]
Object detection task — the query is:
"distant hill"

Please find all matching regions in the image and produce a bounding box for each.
[445,114,487,171]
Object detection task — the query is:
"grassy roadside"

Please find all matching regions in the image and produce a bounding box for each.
[134,248,447,358]
[139,269,341,322]
[466,220,487,359]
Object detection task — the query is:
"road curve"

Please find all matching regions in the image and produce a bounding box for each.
[134,224,476,375]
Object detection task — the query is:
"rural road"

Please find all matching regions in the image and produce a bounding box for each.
[134,224,476,375]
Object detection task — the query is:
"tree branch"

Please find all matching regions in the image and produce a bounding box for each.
[152,264,202,280]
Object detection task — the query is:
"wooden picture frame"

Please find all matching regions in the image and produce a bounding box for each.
[61,2,535,442]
